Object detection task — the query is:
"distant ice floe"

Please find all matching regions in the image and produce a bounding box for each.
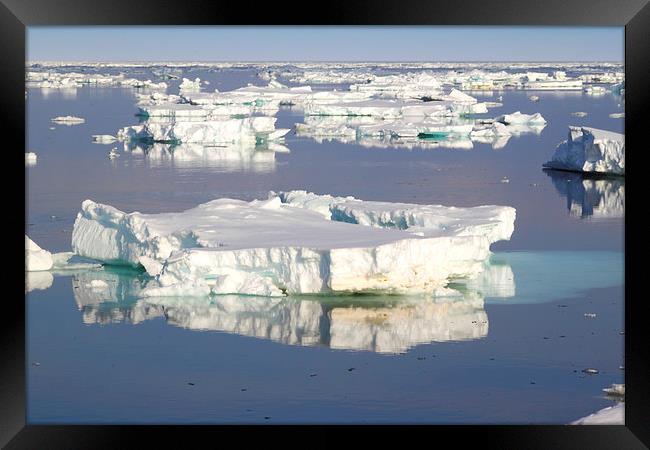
[609,112,624,119]
[544,126,624,175]
[25,152,38,165]
[51,115,85,125]
[26,71,167,90]
[571,403,624,425]
[545,170,624,218]
[71,191,515,298]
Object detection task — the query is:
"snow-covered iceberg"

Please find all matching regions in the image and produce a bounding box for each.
[543,126,624,175]
[71,191,515,297]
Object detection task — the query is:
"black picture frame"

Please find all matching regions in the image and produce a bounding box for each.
[6,0,648,447]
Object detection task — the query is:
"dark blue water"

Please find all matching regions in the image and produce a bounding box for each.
[26,66,624,423]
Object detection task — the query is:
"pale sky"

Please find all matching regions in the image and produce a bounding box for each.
[27,26,624,62]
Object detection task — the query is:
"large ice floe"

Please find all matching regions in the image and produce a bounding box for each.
[544,126,624,175]
[71,191,515,297]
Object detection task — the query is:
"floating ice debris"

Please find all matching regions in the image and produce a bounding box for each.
[584,313,597,318]
[571,403,624,425]
[571,112,588,117]
[25,152,38,165]
[544,126,624,175]
[582,368,599,374]
[51,115,85,125]
[603,384,625,397]
[25,235,53,272]
[49,126,56,130]
[609,112,624,118]
[529,95,540,102]
[495,111,547,125]
[108,148,120,159]
[92,134,117,144]
[500,177,510,183]
[71,191,515,297]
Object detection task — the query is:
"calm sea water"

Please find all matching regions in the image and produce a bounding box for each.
[26,66,624,424]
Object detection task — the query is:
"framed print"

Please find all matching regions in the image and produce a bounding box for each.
[5,0,649,447]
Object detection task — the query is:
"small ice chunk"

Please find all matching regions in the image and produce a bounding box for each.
[584,313,597,318]
[571,112,588,117]
[25,235,53,271]
[25,152,38,165]
[51,115,85,125]
[603,384,625,397]
[495,111,546,125]
[609,112,624,118]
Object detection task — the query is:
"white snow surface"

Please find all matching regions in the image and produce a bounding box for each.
[25,235,53,271]
[571,403,624,425]
[495,111,546,125]
[71,192,515,297]
[544,126,624,175]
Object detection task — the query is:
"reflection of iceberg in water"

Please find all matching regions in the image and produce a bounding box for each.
[26,271,54,293]
[127,141,289,173]
[71,263,509,353]
[544,169,624,218]
[69,249,623,347]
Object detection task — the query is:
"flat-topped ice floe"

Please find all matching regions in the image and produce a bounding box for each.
[117,116,289,145]
[544,126,624,175]
[72,191,515,297]
[51,115,85,125]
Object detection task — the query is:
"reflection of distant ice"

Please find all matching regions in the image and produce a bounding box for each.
[545,169,624,218]
[129,142,288,173]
